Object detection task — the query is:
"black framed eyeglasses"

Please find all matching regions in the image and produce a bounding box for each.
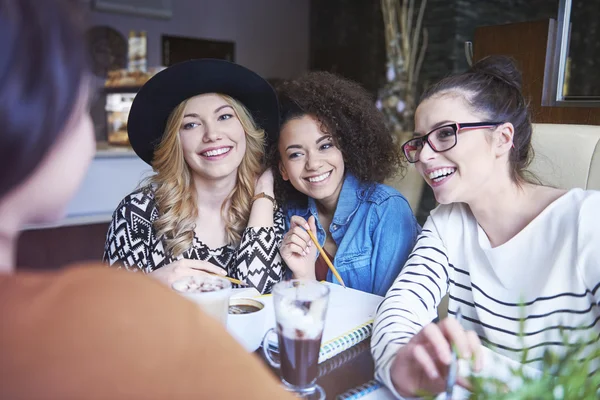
[401,122,502,163]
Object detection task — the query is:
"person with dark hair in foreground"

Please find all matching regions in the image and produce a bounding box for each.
[0,1,292,398]
[371,56,600,398]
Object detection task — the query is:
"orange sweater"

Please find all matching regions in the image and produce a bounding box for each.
[0,264,293,399]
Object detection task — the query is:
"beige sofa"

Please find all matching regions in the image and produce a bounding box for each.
[385,164,425,213]
[528,123,600,190]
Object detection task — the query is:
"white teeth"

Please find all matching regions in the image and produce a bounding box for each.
[202,147,231,157]
[428,167,456,180]
[307,172,331,183]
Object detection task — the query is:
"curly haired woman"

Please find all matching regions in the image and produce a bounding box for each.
[270,72,420,295]
[103,60,284,294]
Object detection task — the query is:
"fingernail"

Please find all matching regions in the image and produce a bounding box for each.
[429,368,439,379]
[459,348,471,360]
[304,223,310,230]
[307,241,312,247]
[302,250,307,256]
[443,352,452,365]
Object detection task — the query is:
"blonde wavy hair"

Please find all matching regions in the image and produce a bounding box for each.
[148,94,265,258]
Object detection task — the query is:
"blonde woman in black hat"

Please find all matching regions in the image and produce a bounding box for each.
[103,59,284,294]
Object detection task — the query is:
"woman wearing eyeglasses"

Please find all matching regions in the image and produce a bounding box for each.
[371,55,600,397]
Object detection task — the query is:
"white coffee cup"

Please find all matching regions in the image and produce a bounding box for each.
[172,275,232,325]
[227,298,266,352]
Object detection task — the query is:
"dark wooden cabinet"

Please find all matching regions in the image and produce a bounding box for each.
[17,223,109,271]
[473,19,600,125]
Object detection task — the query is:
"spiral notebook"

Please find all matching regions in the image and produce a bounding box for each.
[337,380,470,400]
[260,282,383,364]
[337,380,391,400]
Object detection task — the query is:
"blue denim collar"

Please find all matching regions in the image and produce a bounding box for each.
[287,173,371,227]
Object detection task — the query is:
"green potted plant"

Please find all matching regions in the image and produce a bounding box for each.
[422,315,600,399]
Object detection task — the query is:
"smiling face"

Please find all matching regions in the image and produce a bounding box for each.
[414,93,507,205]
[178,93,247,182]
[278,114,345,206]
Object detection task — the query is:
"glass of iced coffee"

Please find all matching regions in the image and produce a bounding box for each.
[172,275,232,325]
[262,280,329,399]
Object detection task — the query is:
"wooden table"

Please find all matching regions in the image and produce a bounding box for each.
[257,340,375,398]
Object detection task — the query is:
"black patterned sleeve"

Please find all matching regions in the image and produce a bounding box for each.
[231,208,286,294]
[103,190,161,273]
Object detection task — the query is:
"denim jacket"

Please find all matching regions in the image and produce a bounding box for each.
[284,174,421,296]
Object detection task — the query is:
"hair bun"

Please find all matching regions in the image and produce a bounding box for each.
[470,55,523,91]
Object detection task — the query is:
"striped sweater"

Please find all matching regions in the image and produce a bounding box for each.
[371,188,600,397]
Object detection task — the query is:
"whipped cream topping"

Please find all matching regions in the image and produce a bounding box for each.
[172,276,227,293]
[275,295,328,340]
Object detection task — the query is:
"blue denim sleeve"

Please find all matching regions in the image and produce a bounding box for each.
[370,196,421,297]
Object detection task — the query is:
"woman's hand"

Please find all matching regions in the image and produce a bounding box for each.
[280,215,318,280]
[149,258,227,287]
[389,317,483,397]
[255,168,275,197]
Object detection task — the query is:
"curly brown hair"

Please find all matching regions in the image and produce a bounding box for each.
[269,71,405,206]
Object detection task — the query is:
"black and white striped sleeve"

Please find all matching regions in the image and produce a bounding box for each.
[371,216,451,395]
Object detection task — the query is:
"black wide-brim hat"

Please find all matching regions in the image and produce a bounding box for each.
[127,59,279,165]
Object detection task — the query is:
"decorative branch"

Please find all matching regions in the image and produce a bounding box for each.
[405,0,414,64]
[408,0,427,89]
[413,28,428,90]
[378,0,428,135]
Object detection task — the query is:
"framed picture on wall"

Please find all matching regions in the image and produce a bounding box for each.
[162,35,235,66]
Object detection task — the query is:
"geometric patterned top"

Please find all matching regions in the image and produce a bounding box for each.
[103,186,286,294]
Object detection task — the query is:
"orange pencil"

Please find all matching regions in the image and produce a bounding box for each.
[211,273,248,287]
[191,269,248,286]
[305,229,346,288]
